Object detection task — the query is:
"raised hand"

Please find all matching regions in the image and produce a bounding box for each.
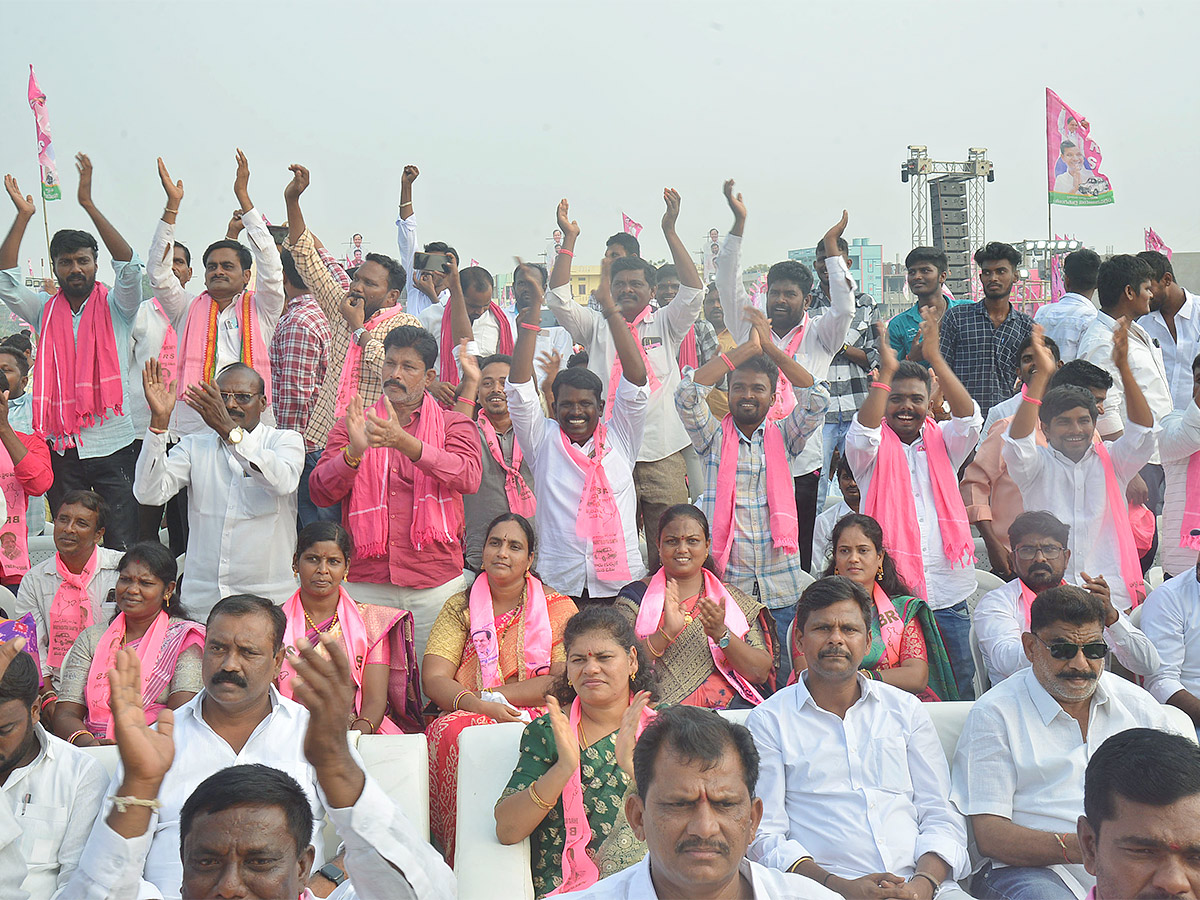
[614,691,653,777]
[110,647,175,788]
[744,307,770,350]
[233,148,251,210]
[917,306,942,359]
[75,152,94,208]
[556,199,580,242]
[346,395,369,458]
[660,577,687,639]
[225,210,244,240]
[876,322,899,380]
[696,594,726,642]
[364,398,406,448]
[288,634,357,768]
[822,209,849,258]
[662,187,681,232]
[283,163,309,204]
[1028,324,1056,382]
[457,338,481,383]
[537,349,562,384]
[183,381,238,440]
[723,179,747,220]
[3,175,35,218]
[1112,317,1131,370]
[401,164,420,186]
[142,358,178,426]
[157,158,184,210]
[415,270,440,302]
[545,694,580,774]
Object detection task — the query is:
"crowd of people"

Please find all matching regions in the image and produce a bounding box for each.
[0,150,1196,900]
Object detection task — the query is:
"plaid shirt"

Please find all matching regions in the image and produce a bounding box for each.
[939,300,1033,416]
[675,374,829,608]
[268,294,331,450]
[317,246,352,292]
[811,287,880,422]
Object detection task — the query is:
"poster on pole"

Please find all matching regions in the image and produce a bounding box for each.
[1046,88,1113,207]
[27,66,61,202]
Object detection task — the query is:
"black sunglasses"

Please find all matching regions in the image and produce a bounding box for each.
[1035,635,1108,660]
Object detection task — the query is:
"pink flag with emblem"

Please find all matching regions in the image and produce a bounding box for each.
[1145,228,1172,260]
[27,66,61,202]
[621,213,642,238]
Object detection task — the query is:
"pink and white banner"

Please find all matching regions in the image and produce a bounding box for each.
[621,213,642,238]
[27,66,61,202]
[1046,88,1113,206]
[1145,228,1172,260]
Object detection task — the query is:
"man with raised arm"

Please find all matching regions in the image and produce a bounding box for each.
[716,180,855,570]
[0,156,144,549]
[395,163,454,317]
[507,239,649,604]
[545,191,702,570]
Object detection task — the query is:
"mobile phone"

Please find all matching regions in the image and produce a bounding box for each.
[413,252,449,273]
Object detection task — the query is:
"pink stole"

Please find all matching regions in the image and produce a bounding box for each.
[439,302,515,385]
[479,416,535,517]
[766,316,808,422]
[1017,578,1066,631]
[711,414,799,574]
[864,419,975,602]
[34,283,124,449]
[152,298,179,385]
[177,291,272,402]
[334,304,410,418]
[468,573,552,688]
[604,306,661,419]
[0,435,30,578]
[559,424,631,583]
[549,697,655,896]
[1093,440,1147,607]
[46,549,99,668]
[677,326,698,372]
[636,568,764,705]
[1182,453,1200,551]
[873,584,905,668]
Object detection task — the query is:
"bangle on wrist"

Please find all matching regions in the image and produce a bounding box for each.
[528,782,555,811]
[452,688,472,711]
[164,207,178,214]
[822,872,836,888]
[400,201,412,209]
[911,871,939,894]
[350,716,376,734]
[557,248,574,258]
[459,397,477,408]
[68,730,93,746]
[1055,832,1071,864]
[787,856,814,874]
[1021,384,1043,406]
[519,321,542,332]
[871,380,891,392]
[343,447,363,468]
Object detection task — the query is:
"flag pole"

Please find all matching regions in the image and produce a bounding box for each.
[40,188,51,276]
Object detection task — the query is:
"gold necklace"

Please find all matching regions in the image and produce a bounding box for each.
[303,608,339,634]
[577,719,589,749]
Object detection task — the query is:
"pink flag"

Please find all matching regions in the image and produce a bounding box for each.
[470,258,480,267]
[621,213,642,238]
[27,66,61,202]
[1050,238,1065,302]
[1145,228,1172,260]
[1046,88,1113,206]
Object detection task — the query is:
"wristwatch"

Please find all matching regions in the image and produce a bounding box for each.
[226,426,245,446]
[717,630,731,649]
[352,326,369,346]
[317,863,347,887]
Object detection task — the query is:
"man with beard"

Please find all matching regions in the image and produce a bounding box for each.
[973,511,1158,686]
[888,246,968,364]
[0,646,107,897]
[134,361,303,619]
[674,308,827,680]
[1138,250,1200,412]
[951,586,1176,900]
[0,156,145,549]
[508,261,574,366]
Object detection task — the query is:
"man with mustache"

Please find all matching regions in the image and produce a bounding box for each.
[0,155,145,549]
[746,577,970,899]
[133,360,303,619]
[951,586,1176,900]
[973,511,1158,686]
[888,247,968,365]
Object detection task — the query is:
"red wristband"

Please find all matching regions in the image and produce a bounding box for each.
[557,248,574,258]
[720,353,736,372]
[1021,384,1043,407]
[519,322,542,332]
[871,381,891,392]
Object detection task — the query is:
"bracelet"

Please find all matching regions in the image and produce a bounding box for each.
[822,872,836,888]
[787,856,814,874]
[164,207,178,214]
[720,352,736,372]
[519,322,542,332]
[647,634,665,658]
[871,380,891,392]
[343,447,363,469]
[148,426,168,435]
[911,871,940,894]
[40,693,57,711]
[1021,384,1043,407]
[111,795,163,813]
[528,783,555,811]
[68,730,93,746]
[400,201,412,209]
[452,689,472,711]
[557,248,574,258]
[1054,832,1071,864]
[458,397,477,408]
[350,716,376,734]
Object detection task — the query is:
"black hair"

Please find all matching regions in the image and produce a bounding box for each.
[485,512,536,560]
[180,764,313,861]
[905,246,948,275]
[1136,250,1174,282]
[173,242,192,267]
[655,504,720,577]
[1062,248,1101,293]
[352,233,362,241]
[835,452,854,480]
[216,362,266,395]
[1039,385,1098,427]
[202,239,253,272]
[118,541,184,615]
[423,241,459,265]
[893,359,932,391]
[611,255,656,285]
[633,705,759,800]
[460,266,494,295]
[795,575,872,633]
[1007,510,1069,553]
[1060,140,1078,154]
[1084,729,1200,836]
[822,513,914,598]
[513,261,548,290]
[655,264,679,282]
[567,350,589,369]
[552,606,659,705]
[279,249,308,293]
[478,353,512,372]
[815,236,850,256]
[49,229,98,263]
[552,366,603,405]
[1096,254,1153,310]
[208,594,287,653]
[766,260,813,295]
[58,489,107,532]
[383,325,439,371]
[0,332,32,356]
[605,232,640,257]
[0,649,37,708]
[973,241,1022,269]
[363,252,406,293]
[1050,359,1113,394]
[1029,584,1105,633]
[295,522,354,563]
[0,346,29,378]
[1017,332,1060,363]
[731,353,779,392]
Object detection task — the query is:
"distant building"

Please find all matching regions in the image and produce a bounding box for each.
[788,237,883,301]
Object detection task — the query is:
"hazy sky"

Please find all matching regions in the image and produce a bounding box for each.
[3,0,1197,280]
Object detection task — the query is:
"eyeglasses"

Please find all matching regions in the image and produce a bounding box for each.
[1034,634,1108,660]
[220,391,261,405]
[1015,544,1065,561]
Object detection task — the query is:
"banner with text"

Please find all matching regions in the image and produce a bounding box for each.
[1046,88,1113,207]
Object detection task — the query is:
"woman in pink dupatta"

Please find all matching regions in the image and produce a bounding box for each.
[54,542,204,746]
[276,523,422,734]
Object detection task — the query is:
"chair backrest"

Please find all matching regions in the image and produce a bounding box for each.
[81,743,120,778]
[1128,603,1145,629]
[355,733,430,841]
[968,569,1007,615]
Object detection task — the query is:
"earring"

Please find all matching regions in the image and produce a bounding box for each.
[876,565,884,582]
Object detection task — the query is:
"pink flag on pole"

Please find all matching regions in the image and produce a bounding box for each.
[1050,236,1065,301]
[621,213,642,238]
[27,66,61,202]
[1046,88,1113,206]
[470,258,480,267]
[1145,228,1172,260]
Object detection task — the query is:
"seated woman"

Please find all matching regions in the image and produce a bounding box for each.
[424,513,577,864]
[277,522,422,734]
[792,512,958,701]
[54,541,204,746]
[616,504,775,708]
[495,606,658,898]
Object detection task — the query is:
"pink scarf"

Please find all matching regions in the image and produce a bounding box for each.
[47,548,99,668]
[178,291,272,402]
[334,304,410,418]
[559,424,631,583]
[873,584,905,667]
[34,284,123,449]
[711,414,798,574]
[635,568,764,705]
[604,306,661,419]
[152,298,179,385]
[1182,454,1200,551]
[677,326,698,372]
[346,393,463,557]
[439,303,514,385]
[1093,440,1147,607]
[1017,578,1066,631]
[0,438,30,578]
[864,419,975,602]
[766,316,808,422]
[468,573,552,689]
[549,697,655,896]
[479,416,535,517]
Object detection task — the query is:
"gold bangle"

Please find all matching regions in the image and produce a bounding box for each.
[528,783,554,811]
[788,856,814,874]
[452,689,471,711]
[350,716,376,734]
[343,447,362,468]
[68,729,93,746]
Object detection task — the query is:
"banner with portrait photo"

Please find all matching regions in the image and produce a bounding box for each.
[1046,88,1113,207]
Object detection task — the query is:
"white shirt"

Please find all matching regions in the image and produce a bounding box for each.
[394,211,449,318]
[746,674,969,884]
[1141,290,1200,411]
[14,548,122,683]
[950,666,1176,888]
[981,392,1022,445]
[418,301,573,374]
[129,298,176,436]
[844,409,982,610]
[545,282,702,463]
[1002,424,1158,611]
[0,798,27,900]
[70,771,454,900]
[506,375,648,597]
[719,236,856,475]
[1142,571,1200,703]
[1078,311,1172,462]
[1159,401,1200,576]
[810,500,851,576]
[147,213,284,437]
[1,724,108,898]
[560,854,840,900]
[132,424,303,619]
[973,577,1160,685]
[1034,292,1097,362]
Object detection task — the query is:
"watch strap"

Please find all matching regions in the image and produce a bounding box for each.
[317,863,347,886]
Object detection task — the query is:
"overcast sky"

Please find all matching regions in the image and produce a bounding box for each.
[3,0,1197,280]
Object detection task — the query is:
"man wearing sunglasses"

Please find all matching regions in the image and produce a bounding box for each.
[951,586,1177,900]
[974,510,1158,685]
[133,360,304,619]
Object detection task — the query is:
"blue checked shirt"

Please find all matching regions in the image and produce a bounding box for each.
[675,374,829,608]
[811,287,880,422]
[939,300,1033,416]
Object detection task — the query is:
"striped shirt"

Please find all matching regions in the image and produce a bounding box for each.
[939,300,1033,416]
[811,287,880,422]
